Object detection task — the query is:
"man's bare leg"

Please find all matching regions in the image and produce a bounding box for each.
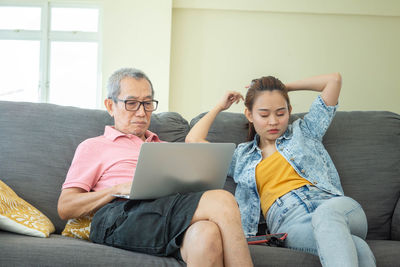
[181,220,224,267]
[180,190,253,267]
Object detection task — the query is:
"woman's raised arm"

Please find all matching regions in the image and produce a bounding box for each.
[285,72,342,106]
[185,91,243,143]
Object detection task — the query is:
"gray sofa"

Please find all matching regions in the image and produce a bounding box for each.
[0,100,399,266]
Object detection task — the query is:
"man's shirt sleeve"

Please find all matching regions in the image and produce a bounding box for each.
[62,139,103,192]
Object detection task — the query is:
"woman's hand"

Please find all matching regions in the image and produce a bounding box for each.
[216,91,244,111]
[186,91,244,143]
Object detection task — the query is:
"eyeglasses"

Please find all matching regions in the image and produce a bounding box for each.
[115,99,158,112]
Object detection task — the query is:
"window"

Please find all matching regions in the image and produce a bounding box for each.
[0,2,101,109]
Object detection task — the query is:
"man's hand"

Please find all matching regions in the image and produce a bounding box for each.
[58,181,133,220]
[113,181,132,195]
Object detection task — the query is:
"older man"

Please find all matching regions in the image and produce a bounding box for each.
[57,68,253,267]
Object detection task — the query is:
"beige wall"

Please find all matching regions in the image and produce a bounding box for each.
[102,0,172,112]
[170,1,400,120]
[48,0,399,118]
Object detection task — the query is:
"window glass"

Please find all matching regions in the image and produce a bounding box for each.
[0,40,40,102]
[0,6,41,30]
[51,7,99,32]
[0,4,101,108]
[49,41,98,108]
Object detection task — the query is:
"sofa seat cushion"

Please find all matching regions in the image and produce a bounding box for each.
[248,239,400,267]
[0,101,191,233]
[0,232,185,266]
[366,240,400,266]
[249,245,321,266]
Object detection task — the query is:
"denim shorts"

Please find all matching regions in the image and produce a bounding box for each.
[89,192,204,260]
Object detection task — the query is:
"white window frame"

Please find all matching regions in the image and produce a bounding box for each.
[0,1,102,108]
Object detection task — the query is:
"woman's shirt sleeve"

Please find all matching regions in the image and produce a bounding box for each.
[299,95,338,141]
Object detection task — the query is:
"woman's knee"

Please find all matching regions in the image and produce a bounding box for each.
[312,197,368,238]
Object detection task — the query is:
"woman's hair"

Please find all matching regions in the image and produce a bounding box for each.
[245,76,290,141]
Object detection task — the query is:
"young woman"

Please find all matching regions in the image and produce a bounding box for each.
[186,73,376,267]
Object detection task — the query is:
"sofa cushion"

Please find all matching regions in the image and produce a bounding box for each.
[0,101,114,233]
[366,240,400,266]
[191,110,400,240]
[0,180,55,237]
[321,111,400,240]
[290,111,400,239]
[149,112,189,142]
[190,111,248,145]
[62,214,93,240]
[0,101,190,233]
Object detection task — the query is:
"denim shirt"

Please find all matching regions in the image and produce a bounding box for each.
[228,95,344,237]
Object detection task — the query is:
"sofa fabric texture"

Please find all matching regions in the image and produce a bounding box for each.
[0,100,399,266]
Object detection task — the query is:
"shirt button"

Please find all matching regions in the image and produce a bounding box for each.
[301,169,305,173]
[313,181,318,184]
[290,157,295,161]
[277,141,281,144]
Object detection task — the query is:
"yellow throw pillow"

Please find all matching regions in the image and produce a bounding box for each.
[0,180,55,238]
[62,213,93,240]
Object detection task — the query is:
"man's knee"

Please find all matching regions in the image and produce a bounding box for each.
[205,189,237,207]
[191,189,241,226]
[181,221,223,262]
[204,189,239,216]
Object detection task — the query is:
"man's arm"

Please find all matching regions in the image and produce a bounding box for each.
[57,181,131,220]
[285,72,342,106]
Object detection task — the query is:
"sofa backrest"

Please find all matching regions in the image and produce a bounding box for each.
[190,111,400,240]
[1,100,399,240]
[0,101,189,233]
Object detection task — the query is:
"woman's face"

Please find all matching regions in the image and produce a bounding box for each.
[245,90,291,144]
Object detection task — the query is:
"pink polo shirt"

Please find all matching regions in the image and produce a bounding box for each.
[62,126,163,192]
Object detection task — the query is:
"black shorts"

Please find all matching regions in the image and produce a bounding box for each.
[89,192,204,260]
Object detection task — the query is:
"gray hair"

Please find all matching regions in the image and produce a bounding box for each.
[107,67,154,101]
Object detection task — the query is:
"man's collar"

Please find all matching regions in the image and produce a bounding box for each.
[104,126,160,142]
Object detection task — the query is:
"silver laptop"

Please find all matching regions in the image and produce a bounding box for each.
[113,142,236,200]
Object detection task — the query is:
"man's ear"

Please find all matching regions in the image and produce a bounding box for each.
[104,98,114,117]
[244,108,253,123]
[288,105,292,115]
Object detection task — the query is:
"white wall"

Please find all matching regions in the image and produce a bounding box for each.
[170,1,400,120]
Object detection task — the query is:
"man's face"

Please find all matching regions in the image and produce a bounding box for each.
[106,77,153,140]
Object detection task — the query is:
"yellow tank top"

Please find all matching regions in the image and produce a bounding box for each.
[256,151,311,216]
